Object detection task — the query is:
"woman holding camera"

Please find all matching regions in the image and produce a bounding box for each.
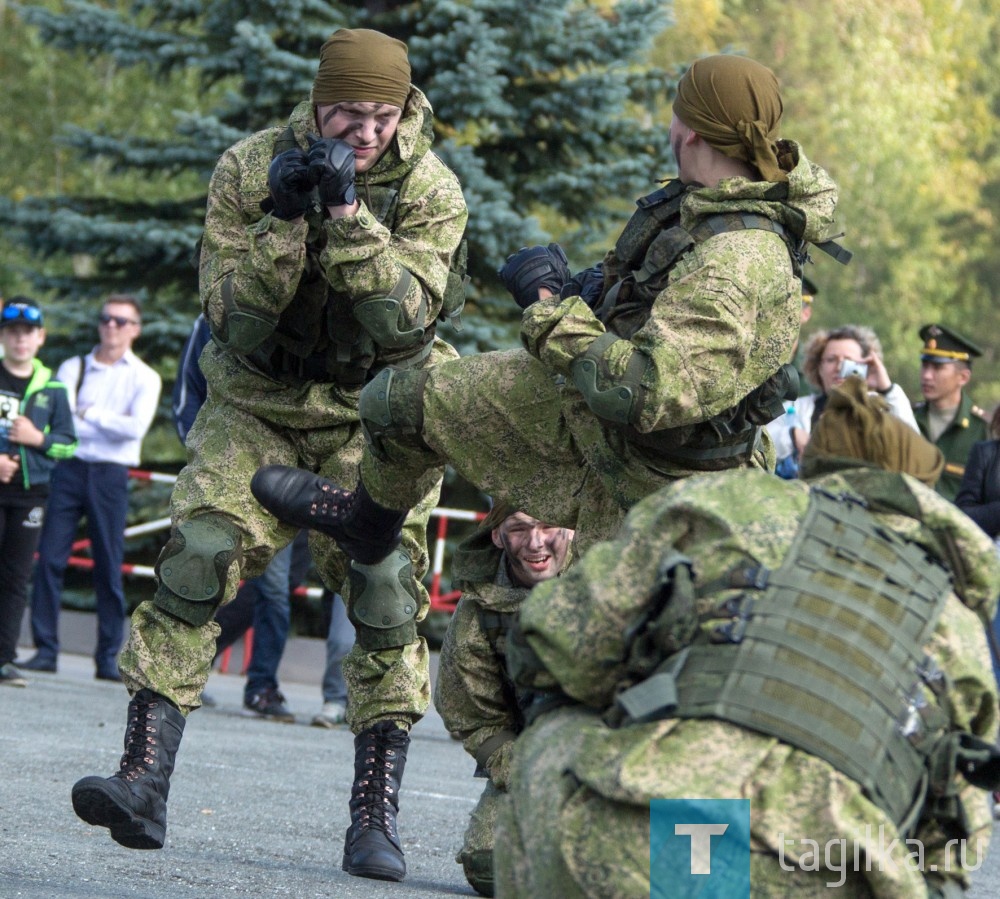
[768,324,919,476]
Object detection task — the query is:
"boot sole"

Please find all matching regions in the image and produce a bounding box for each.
[341,851,406,882]
[72,778,165,850]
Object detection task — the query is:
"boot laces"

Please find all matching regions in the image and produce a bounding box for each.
[309,482,355,522]
[117,695,161,782]
[351,743,398,837]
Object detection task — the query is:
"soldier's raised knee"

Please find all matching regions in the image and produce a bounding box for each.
[153,516,243,627]
[347,550,420,650]
[358,367,429,460]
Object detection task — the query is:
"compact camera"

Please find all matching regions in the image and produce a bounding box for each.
[838,359,869,380]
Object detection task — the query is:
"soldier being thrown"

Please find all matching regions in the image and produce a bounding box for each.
[71,28,467,884]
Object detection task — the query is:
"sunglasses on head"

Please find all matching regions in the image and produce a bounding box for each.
[1,303,43,325]
[99,313,138,327]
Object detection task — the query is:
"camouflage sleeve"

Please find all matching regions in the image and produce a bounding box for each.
[199,137,309,352]
[318,154,467,338]
[433,596,520,770]
[520,230,798,433]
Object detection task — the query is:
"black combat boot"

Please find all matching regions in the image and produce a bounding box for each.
[71,689,185,850]
[251,465,406,564]
[342,721,410,881]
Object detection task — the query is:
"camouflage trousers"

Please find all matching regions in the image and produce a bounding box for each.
[362,348,769,557]
[494,708,878,899]
[457,778,503,897]
[121,342,448,729]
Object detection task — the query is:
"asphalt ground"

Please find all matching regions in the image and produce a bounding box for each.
[4,631,1000,898]
[1,649,481,899]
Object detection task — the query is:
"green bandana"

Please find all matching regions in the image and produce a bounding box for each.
[673,55,788,182]
[312,29,411,109]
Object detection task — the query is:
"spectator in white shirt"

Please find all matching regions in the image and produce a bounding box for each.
[21,294,161,680]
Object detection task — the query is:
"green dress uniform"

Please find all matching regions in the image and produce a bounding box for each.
[494,466,1000,898]
[914,391,989,502]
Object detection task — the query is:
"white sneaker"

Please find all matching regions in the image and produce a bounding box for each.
[311,701,346,728]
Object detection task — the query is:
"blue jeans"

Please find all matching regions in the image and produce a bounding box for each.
[322,592,355,705]
[29,459,129,674]
[243,542,293,699]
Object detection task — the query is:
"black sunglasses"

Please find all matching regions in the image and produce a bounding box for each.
[99,313,138,327]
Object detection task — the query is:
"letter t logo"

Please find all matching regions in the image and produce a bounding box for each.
[675,823,729,875]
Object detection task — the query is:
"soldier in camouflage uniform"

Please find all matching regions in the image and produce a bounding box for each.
[433,505,574,896]
[252,55,845,580]
[71,29,467,884]
[495,379,1000,898]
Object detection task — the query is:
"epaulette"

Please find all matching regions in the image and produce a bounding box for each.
[972,405,988,420]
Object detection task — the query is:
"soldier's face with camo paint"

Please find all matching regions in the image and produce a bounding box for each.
[316,101,403,173]
[492,512,573,588]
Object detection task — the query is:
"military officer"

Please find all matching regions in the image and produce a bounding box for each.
[914,323,989,502]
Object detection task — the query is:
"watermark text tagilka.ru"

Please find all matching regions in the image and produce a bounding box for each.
[778,826,986,888]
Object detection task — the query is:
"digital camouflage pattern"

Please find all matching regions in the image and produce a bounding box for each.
[494,467,1000,898]
[362,145,839,554]
[121,87,466,730]
[433,525,536,894]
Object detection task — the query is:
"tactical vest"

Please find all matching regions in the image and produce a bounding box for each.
[589,181,847,469]
[613,488,980,835]
[229,126,468,387]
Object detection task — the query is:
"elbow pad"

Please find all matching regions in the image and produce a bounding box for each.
[569,331,647,425]
[211,274,277,354]
[352,268,426,350]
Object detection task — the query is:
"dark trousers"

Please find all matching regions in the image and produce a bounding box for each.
[29,458,129,673]
[0,497,47,665]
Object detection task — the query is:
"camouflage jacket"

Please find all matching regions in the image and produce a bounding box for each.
[513,466,999,892]
[434,527,531,789]
[521,143,838,439]
[199,88,468,387]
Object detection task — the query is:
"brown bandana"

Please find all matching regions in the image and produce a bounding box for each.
[312,29,411,109]
[802,378,944,486]
[673,54,788,182]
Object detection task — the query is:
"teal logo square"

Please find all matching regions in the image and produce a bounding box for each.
[650,798,750,898]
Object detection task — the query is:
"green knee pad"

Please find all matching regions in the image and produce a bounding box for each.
[460,850,495,898]
[347,550,420,650]
[358,367,429,461]
[153,517,243,627]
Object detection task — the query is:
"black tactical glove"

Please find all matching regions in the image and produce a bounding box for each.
[306,135,357,206]
[265,148,314,221]
[498,243,572,310]
[560,263,605,309]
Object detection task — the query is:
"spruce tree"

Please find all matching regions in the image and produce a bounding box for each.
[2,0,673,359]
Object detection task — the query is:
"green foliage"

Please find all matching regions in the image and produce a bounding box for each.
[2,0,674,371]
